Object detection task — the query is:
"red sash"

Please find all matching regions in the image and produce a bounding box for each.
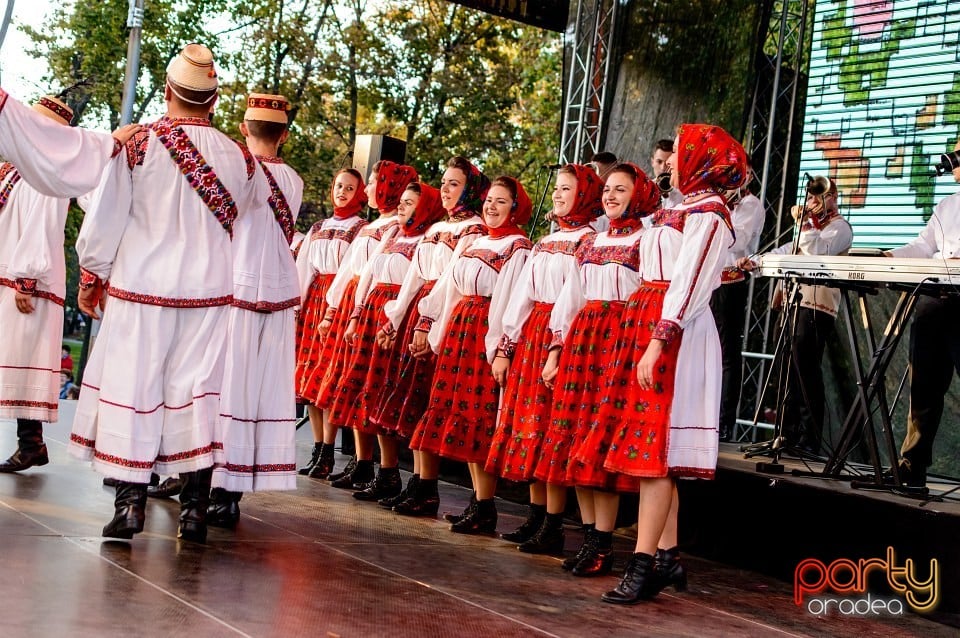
[259,161,295,245]
[0,163,22,211]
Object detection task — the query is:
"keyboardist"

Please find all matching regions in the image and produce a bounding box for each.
[882,139,960,487]
[739,176,853,455]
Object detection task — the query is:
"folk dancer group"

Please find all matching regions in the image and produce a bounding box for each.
[2,40,955,605]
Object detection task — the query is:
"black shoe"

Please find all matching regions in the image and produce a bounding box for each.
[718,426,732,443]
[518,515,565,555]
[380,474,418,509]
[500,503,546,543]
[450,498,497,535]
[571,545,614,577]
[883,461,927,488]
[207,488,242,529]
[562,526,596,571]
[307,444,336,480]
[147,476,183,499]
[102,482,148,539]
[0,445,49,472]
[331,459,375,490]
[177,469,212,543]
[298,443,323,475]
[102,476,120,487]
[327,456,357,483]
[443,492,476,524]
[654,546,688,593]
[393,479,440,517]
[602,552,661,604]
[354,467,402,501]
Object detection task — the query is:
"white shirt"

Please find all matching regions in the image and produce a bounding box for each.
[326,214,397,309]
[724,193,765,266]
[295,215,367,301]
[890,191,960,260]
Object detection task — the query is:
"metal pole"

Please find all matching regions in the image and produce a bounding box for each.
[0,0,16,83]
[119,0,145,125]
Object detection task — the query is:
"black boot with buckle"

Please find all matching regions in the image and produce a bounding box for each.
[354,466,402,501]
[443,491,476,524]
[330,459,375,490]
[654,546,688,592]
[102,481,149,539]
[307,443,336,480]
[0,419,49,473]
[327,455,356,483]
[571,530,614,577]
[500,503,545,543]
[602,552,661,604]
[380,473,418,509]
[518,512,565,554]
[178,468,213,543]
[298,442,323,476]
[450,498,497,535]
[393,478,440,516]
[207,487,242,529]
[562,523,596,571]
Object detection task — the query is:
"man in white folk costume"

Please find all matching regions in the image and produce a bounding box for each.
[0,97,75,473]
[207,94,304,528]
[68,44,263,542]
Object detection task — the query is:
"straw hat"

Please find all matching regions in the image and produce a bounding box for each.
[244,93,290,124]
[166,43,218,92]
[32,96,73,126]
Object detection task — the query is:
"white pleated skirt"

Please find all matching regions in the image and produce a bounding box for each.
[0,287,62,422]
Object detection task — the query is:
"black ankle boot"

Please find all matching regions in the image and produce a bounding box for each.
[380,473,418,509]
[572,530,614,577]
[102,481,148,539]
[654,546,688,592]
[393,478,440,516]
[354,467,402,501]
[298,443,323,475]
[562,524,596,571]
[450,498,497,535]
[0,419,49,473]
[178,469,213,543]
[331,459,375,489]
[207,488,242,529]
[518,512,565,554]
[307,443,336,479]
[443,492,476,523]
[602,552,661,604]
[327,456,356,483]
[501,503,546,543]
[147,475,183,498]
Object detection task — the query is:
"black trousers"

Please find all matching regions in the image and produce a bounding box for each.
[901,295,960,471]
[710,280,750,437]
[780,307,834,452]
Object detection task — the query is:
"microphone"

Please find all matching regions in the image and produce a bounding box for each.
[541,163,562,170]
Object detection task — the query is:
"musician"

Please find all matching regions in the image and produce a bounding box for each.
[651,139,682,209]
[884,140,960,487]
[739,176,852,455]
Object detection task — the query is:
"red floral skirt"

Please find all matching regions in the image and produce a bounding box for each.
[295,273,334,400]
[371,281,437,438]
[327,283,401,433]
[532,300,623,487]
[409,296,498,464]
[312,276,360,408]
[485,302,555,482]
[601,282,680,478]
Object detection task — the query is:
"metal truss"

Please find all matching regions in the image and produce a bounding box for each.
[558,0,621,165]
[735,0,813,442]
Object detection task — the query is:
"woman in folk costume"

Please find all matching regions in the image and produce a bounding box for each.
[208,94,304,528]
[316,160,418,489]
[483,164,603,552]
[293,169,367,478]
[535,163,658,576]
[339,182,447,502]
[600,124,747,605]
[380,156,489,515]
[0,97,74,474]
[404,176,532,533]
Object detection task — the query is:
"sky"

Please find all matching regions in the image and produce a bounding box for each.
[0,1,55,100]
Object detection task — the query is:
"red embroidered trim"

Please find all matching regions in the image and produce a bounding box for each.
[350,305,363,321]
[258,160,295,244]
[222,462,297,474]
[0,88,8,114]
[0,163,22,209]
[93,450,156,469]
[415,316,435,332]
[0,278,64,306]
[721,267,745,284]
[684,200,734,240]
[497,333,517,358]
[0,399,58,410]
[156,445,215,463]
[652,319,682,344]
[534,239,580,256]
[652,207,687,233]
[322,306,338,322]
[149,119,239,238]
[234,140,256,180]
[13,277,36,294]
[383,237,418,259]
[70,433,95,448]
[463,237,532,273]
[79,268,102,290]
[677,219,720,321]
[576,234,642,271]
[125,130,150,170]
[231,297,299,313]
[108,287,232,308]
[247,96,289,112]
[550,330,564,349]
[165,117,212,127]
[256,155,284,164]
[111,138,122,158]
[38,97,72,122]
[315,223,367,243]
[379,321,396,338]
[360,219,397,240]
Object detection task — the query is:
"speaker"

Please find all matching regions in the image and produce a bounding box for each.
[352,135,407,181]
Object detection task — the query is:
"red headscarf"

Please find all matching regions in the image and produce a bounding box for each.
[449,158,491,218]
[606,163,661,233]
[676,124,749,197]
[556,163,604,230]
[375,161,419,213]
[331,169,367,219]
[486,176,532,239]
[402,183,446,237]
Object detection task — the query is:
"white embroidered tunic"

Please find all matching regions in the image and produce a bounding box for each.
[325,214,397,310]
[295,215,368,301]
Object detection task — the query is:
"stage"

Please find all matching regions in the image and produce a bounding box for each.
[0,403,955,637]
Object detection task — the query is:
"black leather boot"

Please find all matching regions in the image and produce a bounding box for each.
[207,487,242,529]
[331,459,374,490]
[102,481,148,539]
[0,419,49,472]
[654,546,688,592]
[307,443,336,479]
[602,552,661,604]
[571,530,614,577]
[147,475,183,498]
[380,473,418,509]
[354,467,402,501]
[327,456,356,483]
[178,468,213,543]
[518,512,565,554]
[562,524,596,571]
[450,498,497,535]
[298,442,323,475]
[393,478,440,516]
[500,503,545,543]
[443,492,476,524]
